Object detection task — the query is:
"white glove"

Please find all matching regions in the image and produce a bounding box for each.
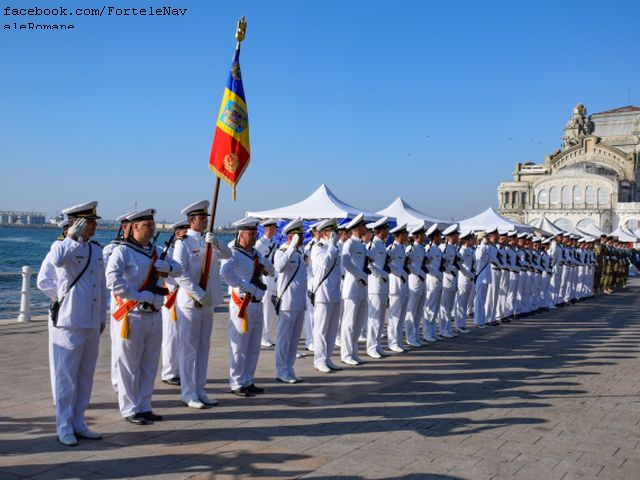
[205,232,218,246]
[154,259,171,274]
[291,234,300,247]
[329,231,337,247]
[139,291,155,304]
[68,218,87,238]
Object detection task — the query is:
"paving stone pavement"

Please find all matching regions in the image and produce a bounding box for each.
[1,280,640,479]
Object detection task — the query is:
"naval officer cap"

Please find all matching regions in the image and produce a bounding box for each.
[306,220,322,233]
[57,219,69,229]
[283,217,304,235]
[316,218,337,231]
[485,226,498,235]
[542,237,552,245]
[344,213,366,230]
[389,223,408,235]
[116,210,137,224]
[408,222,426,235]
[367,216,389,231]
[337,219,350,231]
[61,201,101,220]
[442,223,460,236]
[232,217,260,231]
[426,223,440,237]
[181,200,210,217]
[170,219,190,230]
[517,232,528,239]
[260,218,280,227]
[507,230,518,238]
[498,228,509,236]
[127,208,156,222]
[459,229,473,240]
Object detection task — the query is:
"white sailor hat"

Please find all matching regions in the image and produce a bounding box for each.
[390,223,408,235]
[232,216,260,230]
[344,213,366,230]
[485,226,498,235]
[426,223,440,237]
[542,237,552,245]
[517,232,528,239]
[532,236,542,243]
[181,200,210,217]
[459,229,473,240]
[260,218,280,227]
[316,218,337,230]
[170,219,189,230]
[526,233,534,240]
[408,222,426,235]
[116,210,137,224]
[337,219,351,230]
[57,219,69,229]
[507,230,518,238]
[577,238,585,244]
[283,217,304,235]
[127,208,156,222]
[366,216,389,230]
[61,201,100,220]
[306,220,322,233]
[442,223,460,236]
[498,228,509,236]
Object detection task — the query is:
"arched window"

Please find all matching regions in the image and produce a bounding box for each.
[538,189,548,206]
[549,186,559,207]
[522,192,527,206]
[585,186,595,206]
[561,186,571,207]
[505,192,510,206]
[573,186,583,206]
[555,218,573,232]
[598,187,609,207]
[577,218,596,231]
[625,219,640,231]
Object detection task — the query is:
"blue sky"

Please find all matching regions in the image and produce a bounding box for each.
[2,0,639,225]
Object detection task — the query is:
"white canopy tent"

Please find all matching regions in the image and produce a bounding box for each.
[578,223,605,238]
[246,184,381,221]
[610,226,639,243]
[458,207,535,233]
[530,216,565,236]
[376,197,450,229]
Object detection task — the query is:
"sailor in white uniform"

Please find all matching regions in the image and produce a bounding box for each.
[254,219,279,347]
[303,222,322,352]
[310,218,343,372]
[160,219,189,387]
[365,217,390,359]
[404,223,427,347]
[423,223,443,342]
[473,230,491,328]
[439,224,460,338]
[37,219,68,405]
[453,229,474,333]
[173,200,232,408]
[386,224,409,352]
[106,209,182,424]
[273,218,307,383]
[340,213,369,365]
[220,217,275,396]
[46,201,106,446]
[484,227,501,326]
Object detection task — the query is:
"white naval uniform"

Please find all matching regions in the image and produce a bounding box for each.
[106,241,181,418]
[303,239,317,350]
[366,236,389,356]
[48,237,106,437]
[485,242,500,323]
[173,229,231,403]
[274,243,307,379]
[474,239,491,327]
[540,250,552,306]
[439,242,458,336]
[405,241,426,346]
[340,235,369,362]
[386,241,409,350]
[37,246,61,405]
[548,241,561,307]
[220,246,274,390]
[160,274,180,382]
[255,234,278,345]
[504,245,519,318]
[454,245,474,329]
[495,245,509,320]
[310,239,341,369]
[102,240,121,393]
[423,242,443,340]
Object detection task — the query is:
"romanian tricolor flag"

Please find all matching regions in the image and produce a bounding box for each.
[209,49,250,200]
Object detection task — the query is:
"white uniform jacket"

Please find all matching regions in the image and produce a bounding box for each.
[366,236,389,295]
[425,242,443,280]
[274,244,307,311]
[220,246,274,301]
[341,236,368,301]
[406,242,426,292]
[387,241,408,297]
[310,240,341,304]
[440,242,458,290]
[474,240,491,285]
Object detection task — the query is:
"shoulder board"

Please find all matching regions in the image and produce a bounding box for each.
[90,240,102,247]
[56,235,65,241]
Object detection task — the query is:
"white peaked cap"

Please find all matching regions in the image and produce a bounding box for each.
[367,216,389,230]
[127,208,156,222]
[170,219,190,230]
[283,217,304,234]
[426,223,440,237]
[442,223,460,236]
[316,218,337,230]
[181,200,210,216]
[232,216,260,230]
[344,213,366,230]
[390,223,407,235]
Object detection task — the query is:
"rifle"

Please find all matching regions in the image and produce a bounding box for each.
[140,232,176,310]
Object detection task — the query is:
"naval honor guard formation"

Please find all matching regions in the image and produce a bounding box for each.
[36,199,632,447]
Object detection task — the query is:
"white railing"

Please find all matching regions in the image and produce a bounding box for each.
[0,266,32,322]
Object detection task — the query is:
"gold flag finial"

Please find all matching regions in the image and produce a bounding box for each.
[235,16,247,49]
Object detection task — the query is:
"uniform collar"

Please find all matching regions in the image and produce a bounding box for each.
[187,228,203,238]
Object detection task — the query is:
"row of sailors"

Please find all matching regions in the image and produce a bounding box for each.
[36,200,616,447]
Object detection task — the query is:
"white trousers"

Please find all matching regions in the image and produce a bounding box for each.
[276,309,305,378]
[228,301,263,390]
[474,282,488,326]
[161,305,180,381]
[313,301,340,368]
[439,284,456,335]
[467,282,475,316]
[405,289,425,345]
[110,310,119,392]
[50,326,99,437]
[304,295,314,348]
[485,269,500,322]
[261,276,277,344]
[178,305,213,402]
[367,294,387,356]
[115,312,162,417]
[550,268,561,305]
[48,319,56,405]
[340,297,367,361]
[424,277,442,339]
[454,276,472,328]
[387,294,408,349]
[504,272,517,317]
[496,269,509,319]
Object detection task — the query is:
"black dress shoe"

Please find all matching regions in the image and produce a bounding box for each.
[230,387,253,397]
[162,377,181,386]
[140,411,163,421]
[246,384,264,394]
[125,413,148,425]
[501,318,511,323]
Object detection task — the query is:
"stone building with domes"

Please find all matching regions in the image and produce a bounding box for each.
[497,104,640,233]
